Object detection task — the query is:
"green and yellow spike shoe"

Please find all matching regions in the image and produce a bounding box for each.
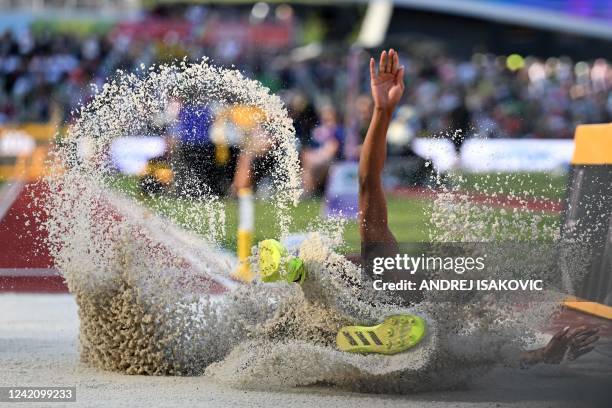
[258,239,306,284]
[336,314,426,355]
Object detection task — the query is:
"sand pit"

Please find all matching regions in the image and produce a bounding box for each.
[36,57,608,399]
[2,293,611,408]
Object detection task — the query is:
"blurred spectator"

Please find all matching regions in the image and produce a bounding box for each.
[1,12,611,140]
[287,91,318,148]
[174,104,224,196]
[355,94,374,143]
[301,105,343,195]
[448,90,471,153]
[1,5,612,194]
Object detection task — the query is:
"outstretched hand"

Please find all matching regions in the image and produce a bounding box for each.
[370,49,405,111]
[535,325,599,365]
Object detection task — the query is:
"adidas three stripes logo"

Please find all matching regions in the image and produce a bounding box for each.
[342,330,384,346]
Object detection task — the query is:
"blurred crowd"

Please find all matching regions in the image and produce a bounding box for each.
[1,5,612,191]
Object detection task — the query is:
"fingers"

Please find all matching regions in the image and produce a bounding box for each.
[568,346,595,361]
[551,325,600,362]
[573,334,599,348]
[568,325,598,339]
[551,326,570,341]
[369,57,376,79]
[376,49,401,75]
[395,66,405,87]
[573,330,599,345]
[578,326,599,337]
[379,50,387,74]
[567,327,584,339]
[388,49,395,73]
[390,49,398,74]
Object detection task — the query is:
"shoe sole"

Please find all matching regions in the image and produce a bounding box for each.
[336,314,426,355]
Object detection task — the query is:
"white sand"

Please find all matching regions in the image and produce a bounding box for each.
[2,293,611,408]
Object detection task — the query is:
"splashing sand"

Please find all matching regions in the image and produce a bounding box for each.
[44,59,302,376]
[42,60,589,393]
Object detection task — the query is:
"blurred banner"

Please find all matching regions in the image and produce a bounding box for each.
[0,124,56,181]
[111,18,293,49]
[461,139,574,172]
[110,136,166,175]
[324,161,359,219]
[412,138,457,173]
[413,138,574,173]
[202,20,293,49]
[112,19,192,41]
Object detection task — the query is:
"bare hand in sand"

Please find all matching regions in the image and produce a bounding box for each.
[565,325,600,361]
[523,325,599,366]
[370,49,405,111]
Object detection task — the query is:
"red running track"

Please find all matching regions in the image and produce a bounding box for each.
[0,181,230,295]
[393,187,563,214]
[549,307,612,337]
[0,182,66,292]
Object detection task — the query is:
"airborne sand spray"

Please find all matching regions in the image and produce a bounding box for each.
[43,59,303,375]
[43,60,585,392]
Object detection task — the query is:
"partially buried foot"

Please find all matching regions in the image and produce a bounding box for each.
[258,239,306,284]
[336,314,426,355]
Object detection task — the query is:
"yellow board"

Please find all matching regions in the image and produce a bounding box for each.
[564,297,612,320]
[572,123,612,165]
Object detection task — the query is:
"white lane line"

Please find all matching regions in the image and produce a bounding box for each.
[0,268,60,277]
[101,187,239,291]
[0,181,24,222]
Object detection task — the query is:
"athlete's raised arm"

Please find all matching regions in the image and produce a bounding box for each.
[359,49,405,257]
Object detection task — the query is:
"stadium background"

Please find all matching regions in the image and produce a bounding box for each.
[0,0,610,297]
[0,3,611,406]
